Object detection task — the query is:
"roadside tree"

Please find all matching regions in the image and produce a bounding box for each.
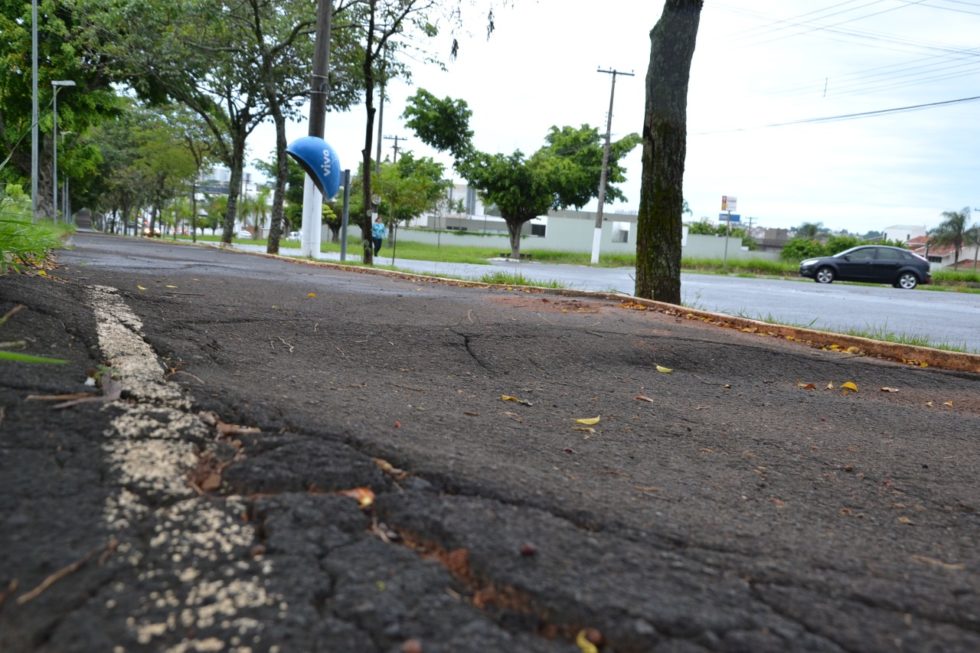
[404,91,640,259]
[930,207,972,267]
[634,0,703,303]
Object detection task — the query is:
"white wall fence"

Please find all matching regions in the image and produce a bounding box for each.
[349,218,780,261]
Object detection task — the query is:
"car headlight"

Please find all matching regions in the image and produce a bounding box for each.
[800,258,817,267]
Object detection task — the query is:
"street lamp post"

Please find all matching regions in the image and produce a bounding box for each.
[51,80,76,221]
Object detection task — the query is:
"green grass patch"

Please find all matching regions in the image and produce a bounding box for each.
[737,311,974,354]
[478,271,566,288]
[1,187,72,273]
[932,268,980,285]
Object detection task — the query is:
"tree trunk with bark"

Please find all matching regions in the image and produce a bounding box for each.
[635,0,703,304]
[266,107,288,254]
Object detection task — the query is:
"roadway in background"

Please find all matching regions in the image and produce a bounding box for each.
[231,242,980,353]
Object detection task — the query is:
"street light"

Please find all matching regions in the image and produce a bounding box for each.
[51,80,76,221]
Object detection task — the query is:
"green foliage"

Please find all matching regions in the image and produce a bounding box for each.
[930,207,974,264]
[823,234,862,254]
[478,272,566,288]
[0,185,67,273]
[403,89,640,258]
[795,222,824,239]
[402,89,474,160]
[780,238,825,261]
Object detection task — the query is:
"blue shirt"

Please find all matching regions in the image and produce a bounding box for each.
[372,221,386,239]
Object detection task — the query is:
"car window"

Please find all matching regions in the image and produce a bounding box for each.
[876,249,903,261]
[847,248,876,261]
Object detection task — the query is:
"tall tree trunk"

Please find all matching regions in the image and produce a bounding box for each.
[267,107,288,254]
[635,0,703,304]
[360,0,378,265]
[222,132,248,244]
[505,219,522,259]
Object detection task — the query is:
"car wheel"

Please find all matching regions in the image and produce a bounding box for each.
[897,272,918,290]
[815,267,834,284]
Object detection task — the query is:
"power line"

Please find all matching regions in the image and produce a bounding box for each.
[696,93,980,134]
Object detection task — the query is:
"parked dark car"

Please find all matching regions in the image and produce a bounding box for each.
[799,245,931,289]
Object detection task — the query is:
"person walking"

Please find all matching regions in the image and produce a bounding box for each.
[371,215,386,256]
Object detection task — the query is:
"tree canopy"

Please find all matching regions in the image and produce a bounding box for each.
[404,89,640,258]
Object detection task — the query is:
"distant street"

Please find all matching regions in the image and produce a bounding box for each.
[230,241,980,352]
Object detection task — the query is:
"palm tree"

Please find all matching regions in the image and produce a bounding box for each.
[930,207,971,267]
[966,222,980,271]
[253,186,272,238]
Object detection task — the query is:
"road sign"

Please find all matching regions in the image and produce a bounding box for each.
[719,213,741,223]
[721,195,737,212]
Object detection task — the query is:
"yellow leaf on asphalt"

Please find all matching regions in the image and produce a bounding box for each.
[841,381,858,392]
[575,416,600,426]
[338,487,375,509]
[500,394,533,406]
[846,346,861,354]
[137,285,146,291]
[37,270,47,276]
[575,630,599,653]
[655,365,673,374]
[165,284,177,289]
[307,292,317,298]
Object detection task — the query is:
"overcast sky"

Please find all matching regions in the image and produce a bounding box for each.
[251,0,980,235]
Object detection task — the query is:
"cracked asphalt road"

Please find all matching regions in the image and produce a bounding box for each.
[1,232,978,652]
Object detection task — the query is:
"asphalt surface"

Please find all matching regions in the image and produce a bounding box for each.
[1,232,978,652]
[232,241,980,353]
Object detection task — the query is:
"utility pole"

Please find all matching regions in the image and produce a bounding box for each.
[300,0,333,257]
[591,67,634,265]
[30,0,38,220]
[382,135,406,263]
[375,44,388,178]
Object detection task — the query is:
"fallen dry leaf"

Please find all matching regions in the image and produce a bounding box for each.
[575,416,600,426]
[841,381,859,393]
[798,382,816,390]
[401,638,423,653]
[826,382,835,390]
[880,387,900,393]
[573,426,596,435]
[925,401,934,408]
[575,630,599,653]
[943,401,954,408]
[136,284,146,291]
[500,394,533,406]
[338,487,375,509]
[373,458,408,481]
[216,421,261,437]
[897,516,914,525]
[909,555,965,571]
[635,395,655,403]
[307,292,316,298]
[655,365,673,374]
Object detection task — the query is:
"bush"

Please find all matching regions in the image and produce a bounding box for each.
[780,238,825,261]
[824,234,862,254]
[0,185,68,273]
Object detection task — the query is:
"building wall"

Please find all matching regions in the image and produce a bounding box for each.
[348,215,779,261]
